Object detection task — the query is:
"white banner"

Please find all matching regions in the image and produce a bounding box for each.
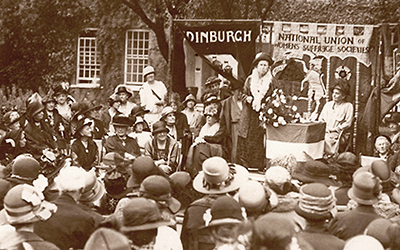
[271,22,374,65]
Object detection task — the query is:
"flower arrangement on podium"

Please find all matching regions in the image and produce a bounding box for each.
[259,89,302,128]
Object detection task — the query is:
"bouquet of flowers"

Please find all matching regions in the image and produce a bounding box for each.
[259,89,302,128]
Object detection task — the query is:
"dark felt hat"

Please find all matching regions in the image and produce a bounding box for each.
[292,160,337,186]
[384,112,400,125]
[374,134,391,145]
[112,115,134,127]
[332,152,360,174]
[42,93,56,104]
[127,156,168,188]
[152,120,169,135]
[331,78,350,96]
[115,85,132,97]
[205,196,244,227]
[74,117,93,137]
[108,94,122,106]
[104,166,132,199]
[130,105,150,117]
[252,52,274,67]
[140,175,181,214]
[53,84,69,96]
[26,101,44,119]
[119,197,174,232]
[9,154,41,184]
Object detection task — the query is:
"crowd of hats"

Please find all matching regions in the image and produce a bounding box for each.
[2,76,400,250]
[3,143,400,249]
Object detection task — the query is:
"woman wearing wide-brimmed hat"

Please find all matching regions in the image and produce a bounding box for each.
[71,118,99,171]
[319,78,354,157]
[181,157,249,250]
[114,85,137,117]
[104,115,140,158]
[24,100,58,158]
[237,52,278,172]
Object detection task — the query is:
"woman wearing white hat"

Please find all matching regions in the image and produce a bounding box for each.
[139,65,168,115]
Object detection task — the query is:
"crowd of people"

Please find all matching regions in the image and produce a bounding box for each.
[0,55,400,250]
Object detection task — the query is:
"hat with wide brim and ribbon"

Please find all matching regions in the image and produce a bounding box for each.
[193,157,249,194]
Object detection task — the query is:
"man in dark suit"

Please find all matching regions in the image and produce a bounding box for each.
[34,167,99,250]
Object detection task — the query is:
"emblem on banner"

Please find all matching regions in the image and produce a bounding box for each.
[334,66,351,80]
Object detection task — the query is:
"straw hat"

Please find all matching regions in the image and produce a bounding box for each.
[193,157,249,194]
[4,184,56,225]
[143,66,155,78]
[343,235,384,250]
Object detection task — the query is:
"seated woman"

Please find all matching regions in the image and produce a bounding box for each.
[71,118,98,171]
[144,121,180,175]
[104,115,140,158]
[185,102,226,177]
[318,78,353,157]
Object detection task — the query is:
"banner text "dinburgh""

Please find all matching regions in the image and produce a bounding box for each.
[185,30,252,43]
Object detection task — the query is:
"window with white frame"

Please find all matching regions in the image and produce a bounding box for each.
[125,29,150,91]
[76,29,100,87]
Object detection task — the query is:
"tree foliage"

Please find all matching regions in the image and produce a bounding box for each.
[0,0,94,90]
[0,0,399,94]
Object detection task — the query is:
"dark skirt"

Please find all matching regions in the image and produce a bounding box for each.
[237,109,265,170]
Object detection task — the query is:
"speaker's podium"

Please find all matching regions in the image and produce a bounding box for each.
[265,122,326,162]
